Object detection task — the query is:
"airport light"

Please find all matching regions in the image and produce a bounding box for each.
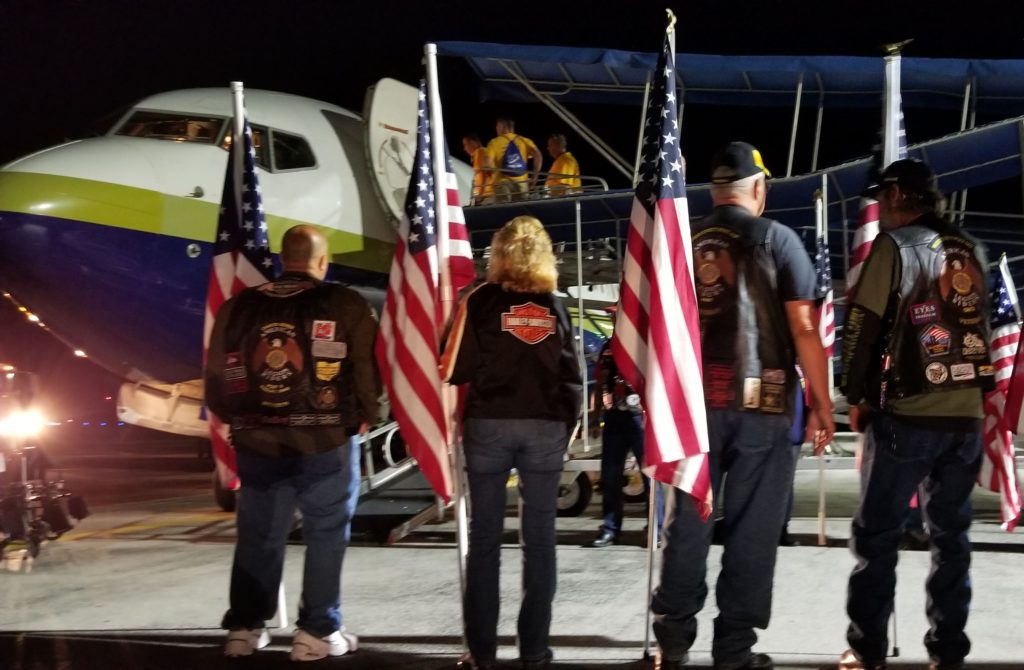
[0,409,46,437]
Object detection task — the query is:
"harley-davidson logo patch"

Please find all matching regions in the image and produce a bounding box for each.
[501,302,557,345]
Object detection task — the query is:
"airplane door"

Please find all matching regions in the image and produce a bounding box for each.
[363,78,473,224]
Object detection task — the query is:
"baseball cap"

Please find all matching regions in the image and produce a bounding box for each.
[867,158,937,197]
[710,142,772,184]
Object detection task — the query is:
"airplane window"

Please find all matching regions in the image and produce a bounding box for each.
[271,131,316,171]
[220,125,270,170]
[115,111,224,144]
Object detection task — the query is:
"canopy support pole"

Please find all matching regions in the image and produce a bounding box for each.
[633,74,652,186]
[786,73,805,177]
[497,60,633,181]
[811,74,825,172]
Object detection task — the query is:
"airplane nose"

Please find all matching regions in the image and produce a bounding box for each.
[0,139,211,382]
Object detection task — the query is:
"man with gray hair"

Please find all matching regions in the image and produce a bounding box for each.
[651,142,834,670]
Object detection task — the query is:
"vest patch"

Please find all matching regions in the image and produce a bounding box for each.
[925,362,949,384]
[919,324,952,357]
[950,362,976,382]
[936,239,985,326]
[910,301,939,325]
[312,320,336,340]
[501,303,556,344]
[223,352,249,395]
[251,323,304,408]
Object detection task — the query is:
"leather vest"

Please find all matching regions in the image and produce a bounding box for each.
[693,207,795,416]
[221,276,356,430]
[883,219,995,401]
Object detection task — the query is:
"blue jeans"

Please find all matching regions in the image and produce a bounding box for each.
[846,413,981,666]
[462,418,568,665]
[600,411,646,535]
[222,438,361,637]
[651,411,796,669]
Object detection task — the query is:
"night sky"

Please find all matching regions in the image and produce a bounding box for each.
[1,0,1023,417]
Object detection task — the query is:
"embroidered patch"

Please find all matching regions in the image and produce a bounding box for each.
[707,364,735,409]
[761,383,785,413]
[978,365,995,377]
[501,303,557,344]
[312,340,347,359]
[742,378,761,409]
[315,360,341,381]
[950,362,976,382]
[312,320,336,341]
[224,352,249,394]
[961,331,987,358]
[919,324,952,357]
[909,301,940,325]
[762,368,786,385]
[925,362,949,384]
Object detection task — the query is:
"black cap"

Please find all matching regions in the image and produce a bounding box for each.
[867,158,937,197]
[710,141,771,184]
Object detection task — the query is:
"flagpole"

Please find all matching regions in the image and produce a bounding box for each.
[230,82,245,209]
[999,254,1021,322]
[814,181,829,546]
[425,40,470,607]
[641,10,677,662]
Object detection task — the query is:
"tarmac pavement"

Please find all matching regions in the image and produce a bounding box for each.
[1,444,1023,669]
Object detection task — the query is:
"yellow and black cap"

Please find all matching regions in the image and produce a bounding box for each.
[710,141,771,184]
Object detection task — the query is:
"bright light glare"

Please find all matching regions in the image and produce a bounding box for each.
[26,313,39,323]
[74,350,88,358]
[0,410,46,437]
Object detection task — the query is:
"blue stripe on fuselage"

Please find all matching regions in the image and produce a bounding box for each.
[0,212,387,382]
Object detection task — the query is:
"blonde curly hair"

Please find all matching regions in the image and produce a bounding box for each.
[486,216,558,294]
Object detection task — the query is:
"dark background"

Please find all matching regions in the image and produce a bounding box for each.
[1,0,1023,420]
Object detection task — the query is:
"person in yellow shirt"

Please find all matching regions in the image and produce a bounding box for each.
[486,117,542,203]
[544,133,581,197]
[462,133,494,205]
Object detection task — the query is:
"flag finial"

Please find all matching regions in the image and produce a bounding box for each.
[665,8,677,31]
[883,38,914,56]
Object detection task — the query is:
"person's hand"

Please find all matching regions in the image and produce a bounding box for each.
[805,405,835,456]
[358,422,370,436]
[847,402,870,434]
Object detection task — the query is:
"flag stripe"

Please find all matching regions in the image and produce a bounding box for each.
[612,32,711,517]
[980,255,1022,531]
[203,106,275,491]
[374,79,474,504]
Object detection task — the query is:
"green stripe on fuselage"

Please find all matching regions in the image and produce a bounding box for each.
[0,172,395,274]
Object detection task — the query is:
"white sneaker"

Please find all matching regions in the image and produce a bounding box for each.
[289,628,358,662]
[224,628,271,657]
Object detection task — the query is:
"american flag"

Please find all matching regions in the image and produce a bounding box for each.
[203,104,275,491]
[815,224,835,358]
[375,80,474,503]
[847,54,907,299]
[610,29,711,518]
[981,256,1022,530]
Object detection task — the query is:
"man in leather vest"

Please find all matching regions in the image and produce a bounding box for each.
[652,143,835,670]
[206,225,380,662]
[839,160,991,670]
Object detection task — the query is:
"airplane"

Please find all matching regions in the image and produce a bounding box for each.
[0,79,477,438]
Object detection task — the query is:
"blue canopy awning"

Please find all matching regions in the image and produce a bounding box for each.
[438,41,1024,113]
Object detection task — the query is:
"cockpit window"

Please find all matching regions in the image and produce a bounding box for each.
[271,131,316,171]
[221,126,270,170]
[115,111,224,144]
[114,108,309,173]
